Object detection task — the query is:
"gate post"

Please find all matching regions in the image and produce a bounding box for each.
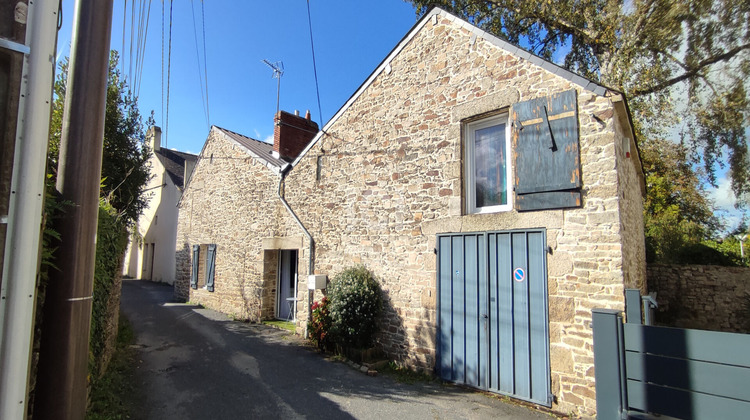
[625,289,642,324]
[592,309,626,420]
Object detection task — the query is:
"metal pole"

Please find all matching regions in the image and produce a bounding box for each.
[0,1,59,419]
[33,1,114,419]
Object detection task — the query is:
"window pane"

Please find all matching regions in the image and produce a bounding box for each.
[474,123,507,208]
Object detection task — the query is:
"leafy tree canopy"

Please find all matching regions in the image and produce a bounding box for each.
[640,136,721,261]
[49,51,153,225]
[408,0,750,203]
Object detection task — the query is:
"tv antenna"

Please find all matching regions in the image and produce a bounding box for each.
[262,59,284,114]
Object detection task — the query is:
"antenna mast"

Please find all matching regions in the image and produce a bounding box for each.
[262,59,284,114]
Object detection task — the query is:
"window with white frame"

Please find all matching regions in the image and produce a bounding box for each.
[465,113,512,214]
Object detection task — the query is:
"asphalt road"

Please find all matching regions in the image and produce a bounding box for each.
[120,279,557,420]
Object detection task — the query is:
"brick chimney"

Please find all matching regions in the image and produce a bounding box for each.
[273,110,319,161]
[147,126,161,152]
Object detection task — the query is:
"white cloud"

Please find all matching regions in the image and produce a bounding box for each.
[263,135,274,144]
[707,176,749,234]
[708,176,736,210]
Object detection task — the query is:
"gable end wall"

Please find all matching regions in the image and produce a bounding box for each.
[283,16,644,417]
[175,129,308,321]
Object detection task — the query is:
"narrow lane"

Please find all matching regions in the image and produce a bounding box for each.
[120,279,555,420]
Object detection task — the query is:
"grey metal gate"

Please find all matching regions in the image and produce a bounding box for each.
[437,230,551,406]
[593,289,750,419]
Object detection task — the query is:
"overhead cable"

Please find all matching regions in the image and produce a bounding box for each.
[201,0,210,126]
[166,0,174,147]
[191,0,209,129]
[306,0,324,127]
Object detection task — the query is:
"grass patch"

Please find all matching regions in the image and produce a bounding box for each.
[262,319,296,332]
[380,361,436,384]
[86,313,140,420]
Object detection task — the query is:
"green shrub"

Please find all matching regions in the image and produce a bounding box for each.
[673,242,739,266]
[328,266,382,349]
[89,199,129,380]
[309,297,333,351]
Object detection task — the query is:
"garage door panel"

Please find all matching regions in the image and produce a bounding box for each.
[511,232,531,397]
[528,231,550,402]
[451,235,466,383]
[439,230,550,406]
[438,235,453,378]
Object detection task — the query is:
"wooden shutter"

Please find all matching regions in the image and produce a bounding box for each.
[205,244,216,292]
[511,90,582,211]
[191,245,199,289]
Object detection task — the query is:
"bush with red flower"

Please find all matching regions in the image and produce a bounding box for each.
[309,296,333,351]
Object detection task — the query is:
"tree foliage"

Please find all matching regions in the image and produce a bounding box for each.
[640,136,721,261]
[49,51,152,225]
[408,0,750,202]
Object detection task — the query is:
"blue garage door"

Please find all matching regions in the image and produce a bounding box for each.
[437,230,551,406]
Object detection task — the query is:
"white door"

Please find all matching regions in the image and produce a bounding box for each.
[277,250,298,320]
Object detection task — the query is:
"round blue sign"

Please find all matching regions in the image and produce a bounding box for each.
[513,268,525,282]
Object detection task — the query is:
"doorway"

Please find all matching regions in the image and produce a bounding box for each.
[437,229,551,406]
[141,243,155,280]
[276,249,298,320]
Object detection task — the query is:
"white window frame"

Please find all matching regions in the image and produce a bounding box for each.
[465,113,513,214]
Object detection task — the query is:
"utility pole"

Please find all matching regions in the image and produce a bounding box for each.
[33,1,114,419]
[0,1,58,419]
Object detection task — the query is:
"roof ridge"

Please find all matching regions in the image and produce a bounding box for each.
[215,125,270,145]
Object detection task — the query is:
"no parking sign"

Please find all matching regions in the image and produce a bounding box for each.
[513,267,525,282]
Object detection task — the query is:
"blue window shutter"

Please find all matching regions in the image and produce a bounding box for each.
[206,244,216,292]
[191,245,199,289]
[511,89,582,211]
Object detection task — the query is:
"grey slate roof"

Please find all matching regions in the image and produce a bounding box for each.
[214,126,287,169]
[155,148,198,190]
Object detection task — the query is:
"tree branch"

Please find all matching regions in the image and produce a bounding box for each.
[630,42,750,97]
[480,0,605,50]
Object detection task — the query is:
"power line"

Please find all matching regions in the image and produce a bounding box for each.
[133,0,143,89]
[128,0,135,83]
[121,1,126,77]
[191,0,209,129]
[132,0,150,96]
[306,0,324,126]
[201,0,210,126]
[166,0,174,148]
[161,0,165,126]
[135,0,152,97]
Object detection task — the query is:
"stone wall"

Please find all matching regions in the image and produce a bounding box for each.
[281,14,646,417]
[648,264,750,333]
[174,127,308,322]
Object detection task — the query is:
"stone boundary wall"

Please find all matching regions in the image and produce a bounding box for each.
[648,264,750,333]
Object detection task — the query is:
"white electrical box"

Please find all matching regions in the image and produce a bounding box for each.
[308,274,327,290]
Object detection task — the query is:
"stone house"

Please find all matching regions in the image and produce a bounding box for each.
[175,7,646,417]
[175,112,319,320]
[122,127,197,283]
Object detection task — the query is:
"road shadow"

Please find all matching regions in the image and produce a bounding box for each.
[121,279,551,420]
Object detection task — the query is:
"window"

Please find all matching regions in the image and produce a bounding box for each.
[465,113,512,214]
[191,244,216,292]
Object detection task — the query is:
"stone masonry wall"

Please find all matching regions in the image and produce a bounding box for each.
[648,264,750,333]
[175,128,308,322]
[282,15,645,417]
[614,114,647,294]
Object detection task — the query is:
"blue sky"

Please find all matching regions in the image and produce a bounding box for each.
[58,0,418,154]
[56,0,745,230]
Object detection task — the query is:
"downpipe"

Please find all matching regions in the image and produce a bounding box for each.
[277,165,314,338]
